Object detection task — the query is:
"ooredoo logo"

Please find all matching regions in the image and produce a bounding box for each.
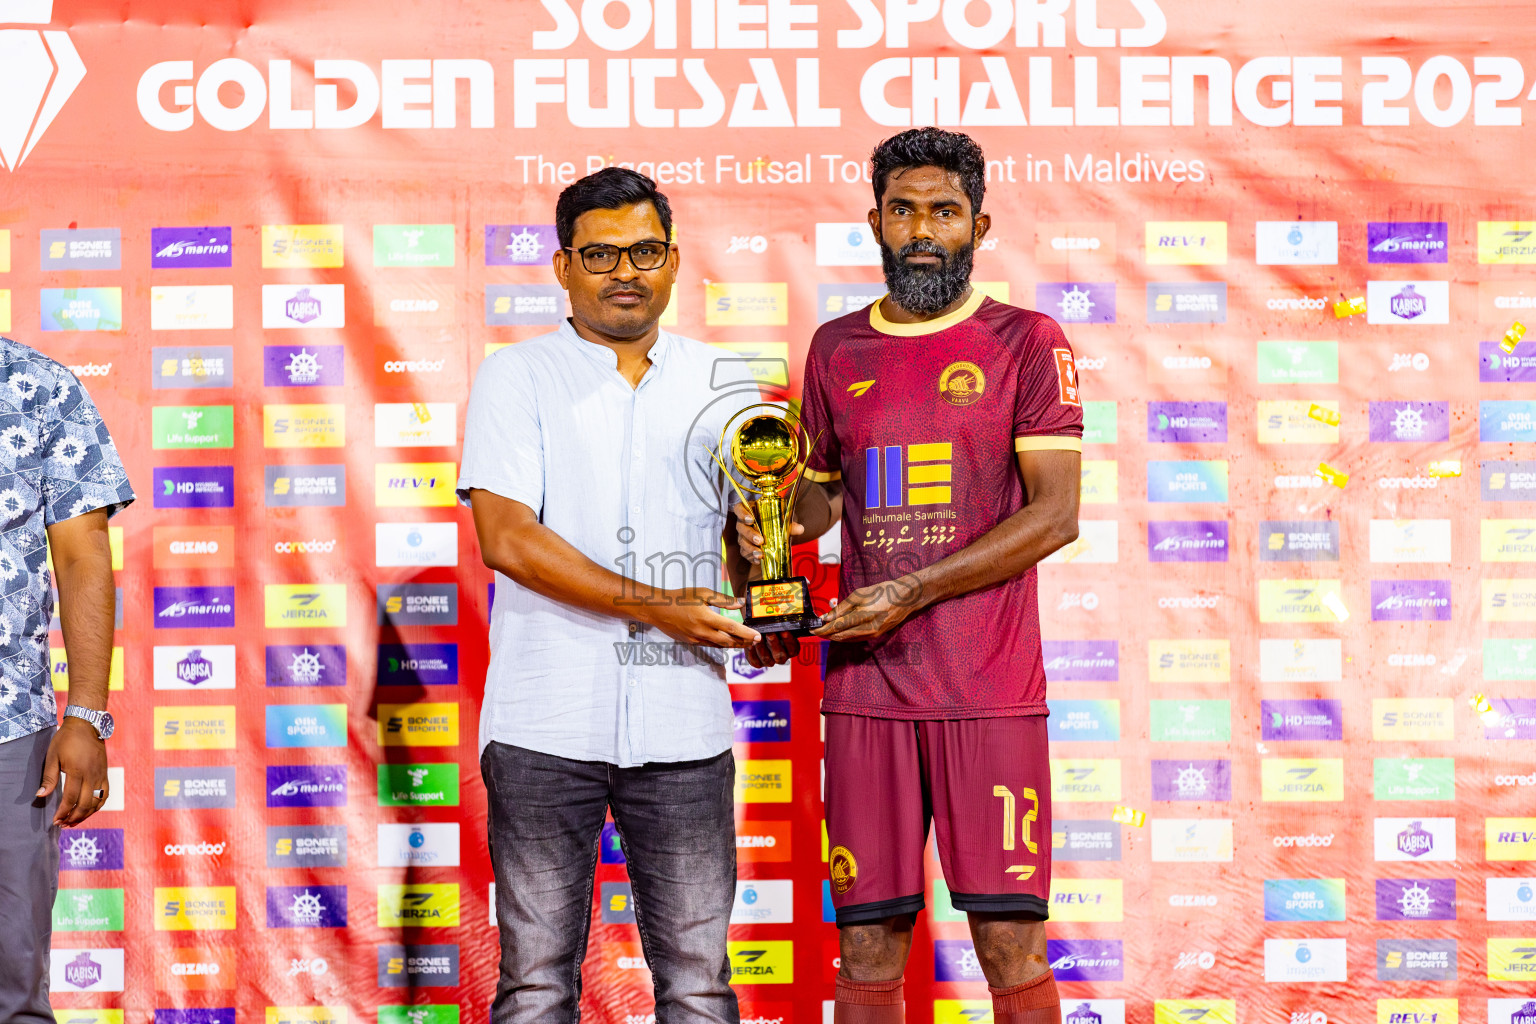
[1272,833,1334,847]
[0,1,86,172]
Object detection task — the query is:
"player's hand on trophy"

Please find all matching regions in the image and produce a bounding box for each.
[733,502,804,577]
[743,631,800,668]
[812,576,923,641]
[651,587,761,648]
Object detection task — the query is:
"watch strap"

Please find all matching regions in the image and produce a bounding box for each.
[63,705,107,738]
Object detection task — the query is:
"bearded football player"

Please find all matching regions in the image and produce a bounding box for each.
[733,128,1083,1024]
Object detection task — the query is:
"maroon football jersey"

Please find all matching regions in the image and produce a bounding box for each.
[799,290,1083,718]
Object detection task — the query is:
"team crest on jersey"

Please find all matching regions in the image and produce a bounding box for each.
[829,845,858,893]
[939,361,985,406]
[1053,348,1081,406]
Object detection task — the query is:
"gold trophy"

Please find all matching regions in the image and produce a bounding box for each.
[710,405,824,635]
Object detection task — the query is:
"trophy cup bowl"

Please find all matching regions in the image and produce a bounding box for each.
[733,415,797,477]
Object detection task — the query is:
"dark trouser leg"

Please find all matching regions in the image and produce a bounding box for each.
[610,750,739,1024]
[0,727,59,1024]
[482,742,613,1024]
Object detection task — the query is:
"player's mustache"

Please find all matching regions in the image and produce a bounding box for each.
[897,239,952,267]
[601,283,652,300]
[898,240,951,264]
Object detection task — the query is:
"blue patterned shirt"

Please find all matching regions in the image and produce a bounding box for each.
[0,337,134,744]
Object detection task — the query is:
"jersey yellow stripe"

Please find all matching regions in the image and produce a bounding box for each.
[801,466,841,483]
[908,464,952,484]
[907,442,953,462]
[1015,436,1084,453]
[908,486,952,505]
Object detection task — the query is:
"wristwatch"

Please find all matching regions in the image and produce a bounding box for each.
[63,705,114,740]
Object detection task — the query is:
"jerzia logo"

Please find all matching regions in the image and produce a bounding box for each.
[0,2,86,171]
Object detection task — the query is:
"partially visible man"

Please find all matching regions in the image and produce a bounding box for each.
[460,167,759,1024]
[0,337,133,1024]
[736,128,1083,1024]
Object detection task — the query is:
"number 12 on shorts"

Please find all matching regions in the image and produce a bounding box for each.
[994,785,1040,881]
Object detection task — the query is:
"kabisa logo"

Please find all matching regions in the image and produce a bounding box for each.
[1373,817,1456,861]
[175,649,211,685]
[1393,285,1427,319]
[0,1,85,171]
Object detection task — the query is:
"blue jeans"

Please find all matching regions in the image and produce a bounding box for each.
[481,742,739,1024]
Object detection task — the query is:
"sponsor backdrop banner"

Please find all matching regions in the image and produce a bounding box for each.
[4,0,1535,1022]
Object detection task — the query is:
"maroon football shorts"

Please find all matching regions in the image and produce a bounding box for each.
[824,712,1053,925]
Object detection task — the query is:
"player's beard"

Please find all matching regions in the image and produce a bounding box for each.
[880,238,975,317]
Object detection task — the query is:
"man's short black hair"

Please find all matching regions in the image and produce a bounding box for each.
[870,128,986,217]
[555,166,673,249]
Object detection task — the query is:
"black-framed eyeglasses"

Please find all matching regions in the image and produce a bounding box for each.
[564,241,671,274]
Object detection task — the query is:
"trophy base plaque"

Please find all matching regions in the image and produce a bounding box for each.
[743,576,823,635]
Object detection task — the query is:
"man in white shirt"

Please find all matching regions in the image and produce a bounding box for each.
[460,167,760,1024]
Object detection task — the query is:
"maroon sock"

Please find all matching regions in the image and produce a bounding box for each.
[834,977,905,1024]
[990,970,1060,1024]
